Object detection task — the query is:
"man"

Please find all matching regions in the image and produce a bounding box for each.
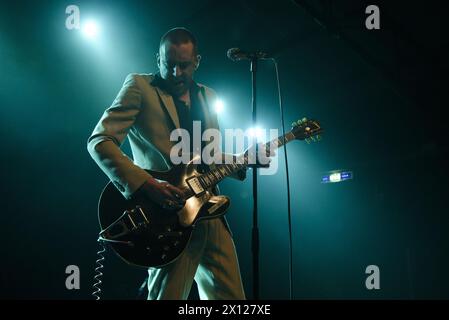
[88,27,270,300]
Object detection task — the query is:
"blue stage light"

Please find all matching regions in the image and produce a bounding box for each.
[321,171,353,183]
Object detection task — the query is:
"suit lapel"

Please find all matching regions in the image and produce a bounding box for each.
[154,86,180,129]
[151,77,215,131]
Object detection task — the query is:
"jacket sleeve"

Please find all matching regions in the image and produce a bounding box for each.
[87,73,152,199]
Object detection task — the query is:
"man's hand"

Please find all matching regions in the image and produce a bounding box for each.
[243,143,276,168]
[136,177,186,210]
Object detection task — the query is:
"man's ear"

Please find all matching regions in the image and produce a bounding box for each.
[156,52,161,69]
[195,54,201,70]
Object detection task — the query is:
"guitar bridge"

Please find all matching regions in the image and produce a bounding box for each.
[207,196,229,214]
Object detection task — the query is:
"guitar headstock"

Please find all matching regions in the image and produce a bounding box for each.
[291,118,323,144]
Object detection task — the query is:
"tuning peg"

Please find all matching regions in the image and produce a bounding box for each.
[302,117,308,122]
[305,138,310,144]
[316,135,322,141]
[291,121,297,127]
[309,136,316,142]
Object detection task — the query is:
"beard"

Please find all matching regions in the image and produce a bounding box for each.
[169,78,192,97]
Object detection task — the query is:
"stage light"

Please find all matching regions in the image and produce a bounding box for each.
[82,20,99,39]
[247,127,264,140]
[321,171,353,183]
[214,99,224,113]
[329,172,341,183]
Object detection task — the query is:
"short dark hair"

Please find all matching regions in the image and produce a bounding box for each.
[159,27,198,54]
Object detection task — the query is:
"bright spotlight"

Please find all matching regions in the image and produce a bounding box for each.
[214,99,224,113]
[329,172,342,183]
[247,127,264,141]
[82,20,99,39]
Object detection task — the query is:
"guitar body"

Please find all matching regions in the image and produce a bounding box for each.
[98,159,230,268]
[97,118,322,269]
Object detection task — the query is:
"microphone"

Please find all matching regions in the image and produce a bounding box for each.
[227,48,271,61]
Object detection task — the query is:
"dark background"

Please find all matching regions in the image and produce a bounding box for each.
[1,0,448,299]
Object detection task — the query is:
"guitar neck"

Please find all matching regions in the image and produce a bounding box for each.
[194,131,297,190]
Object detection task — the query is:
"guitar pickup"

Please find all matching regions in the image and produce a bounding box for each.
[186,176,206,196]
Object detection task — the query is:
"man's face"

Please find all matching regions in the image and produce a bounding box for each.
[158,41,198,97]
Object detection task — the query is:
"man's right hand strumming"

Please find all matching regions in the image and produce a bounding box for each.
[136,178,186,210]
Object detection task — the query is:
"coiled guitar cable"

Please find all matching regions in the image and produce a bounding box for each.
[92,238,107,300]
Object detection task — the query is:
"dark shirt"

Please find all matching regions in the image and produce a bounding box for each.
[152,74,205,138]
[150,74,245,199]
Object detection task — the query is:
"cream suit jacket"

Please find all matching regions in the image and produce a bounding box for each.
[87,73,245,200]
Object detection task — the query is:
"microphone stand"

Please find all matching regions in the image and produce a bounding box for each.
[250,57,260,300]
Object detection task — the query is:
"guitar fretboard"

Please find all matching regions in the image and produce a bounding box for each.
[195,131,296,190]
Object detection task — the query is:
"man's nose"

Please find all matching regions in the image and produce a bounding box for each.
[172,65,182,77]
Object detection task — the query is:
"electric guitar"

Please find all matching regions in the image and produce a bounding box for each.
[97,118,322,268]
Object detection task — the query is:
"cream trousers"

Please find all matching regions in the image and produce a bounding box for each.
[147,218,246,300]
